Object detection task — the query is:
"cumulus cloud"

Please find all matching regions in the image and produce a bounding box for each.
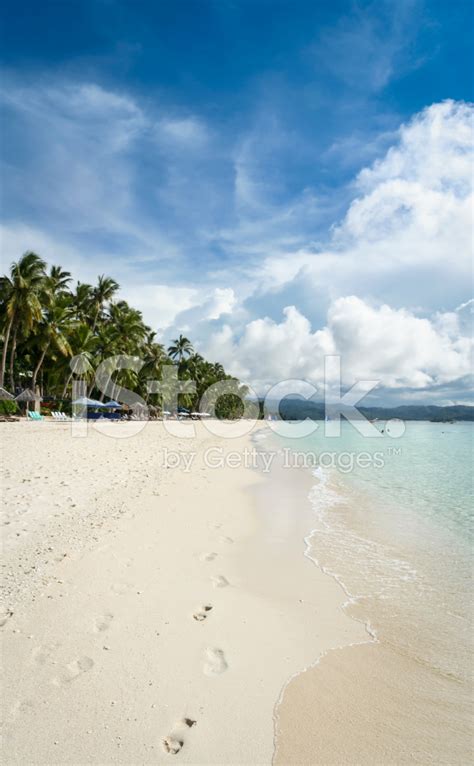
[258,100,473,314]
[196,101,473,398]
[200,298,472,398]
[206,288,237,320]
[120,284,199,332]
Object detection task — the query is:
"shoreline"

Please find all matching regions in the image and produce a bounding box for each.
[256,445,376,763]
[1,421,364,765]
[273,436,473,765]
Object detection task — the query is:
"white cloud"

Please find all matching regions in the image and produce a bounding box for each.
[326,297,472,388]
[120,284,199,333]
[201,298,472,395]
[156,116,209,147]
[312,0,425,93]
[0,223,91,279]
[206,288,237,320]
[158,101,474,398]
[0,222,182,300]
[258,100,473,312]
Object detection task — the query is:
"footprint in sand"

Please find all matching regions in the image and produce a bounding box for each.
[211,575,229,588]
[10,698,35,720]
[193,605,213,621]
[219,536,234,544]
[162,717,196,755]
[0,609,14,628]
[93,613,114,633]
[31,643,59,666]
[203,648,228,675]
[65,656,94,682]
[199,552,217,562]
[162,737,183,755]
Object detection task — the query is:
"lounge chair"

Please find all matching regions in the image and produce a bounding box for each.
[28,411,43,421]
[52,411,70,421]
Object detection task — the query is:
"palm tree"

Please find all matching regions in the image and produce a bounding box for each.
[93,301,147,400]
[0,252,46,388]
[107,301,148,353]
[60,324,98,398]
[46,265,72,294]
[72,282,94,323]
[91,275,119,332]
[212,362,225,378]
[140,336,167,402]
[31,299,73,392]
[167,335,194,363]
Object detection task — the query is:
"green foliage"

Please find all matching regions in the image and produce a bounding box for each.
[215,393,245,419]
[0,400,18,416]
[1,253,246,418]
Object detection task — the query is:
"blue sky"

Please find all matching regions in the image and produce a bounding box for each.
[1,0,473,402]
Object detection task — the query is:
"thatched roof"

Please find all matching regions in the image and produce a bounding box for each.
[15,388,41,402]
[0,387,14,401]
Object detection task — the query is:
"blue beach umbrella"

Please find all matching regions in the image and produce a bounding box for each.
[72,397,103,406]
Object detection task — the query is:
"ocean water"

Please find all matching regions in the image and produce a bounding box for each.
[273,420,473,762]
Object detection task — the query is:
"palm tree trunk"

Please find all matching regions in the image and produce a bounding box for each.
[9,326,18,392]
[62,371,73,399]
[0,314,14,388]
[31,342,50,391]
[91,306,100,334]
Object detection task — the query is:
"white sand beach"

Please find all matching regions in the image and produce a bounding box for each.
[1,420,365,765]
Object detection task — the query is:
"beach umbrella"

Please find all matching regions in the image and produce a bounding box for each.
[15,388,41,414]
[15,388,40,402]
[0,387,14,400]
[100,400,122,409]
[72,396,103,406]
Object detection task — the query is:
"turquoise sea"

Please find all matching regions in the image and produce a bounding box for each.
[271,420,473,760]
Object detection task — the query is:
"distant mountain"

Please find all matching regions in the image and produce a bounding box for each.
[263,400,474,422]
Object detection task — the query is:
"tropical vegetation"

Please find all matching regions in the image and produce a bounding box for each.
[0,252,247,417]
